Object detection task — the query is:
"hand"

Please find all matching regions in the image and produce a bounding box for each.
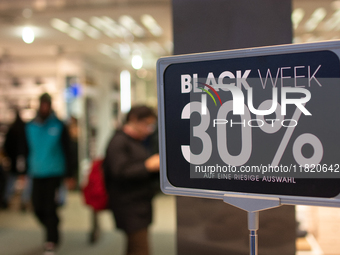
[145,154,160,172]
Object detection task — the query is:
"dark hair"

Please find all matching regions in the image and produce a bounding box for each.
[39,93,52,104]
[126,105,156,123]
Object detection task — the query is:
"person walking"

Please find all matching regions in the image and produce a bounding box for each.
[25,93,74,255]
[2,109,28,209]
[103,105,160,255]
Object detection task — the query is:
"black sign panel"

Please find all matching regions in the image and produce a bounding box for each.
[157,41,340,204]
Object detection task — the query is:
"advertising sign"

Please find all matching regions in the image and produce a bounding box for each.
[157,41,340,206]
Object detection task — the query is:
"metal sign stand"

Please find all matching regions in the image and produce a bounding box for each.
[223,194,281,255]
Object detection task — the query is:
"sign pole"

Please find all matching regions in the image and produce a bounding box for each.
[248,211,259,255]
[223,194,281,255]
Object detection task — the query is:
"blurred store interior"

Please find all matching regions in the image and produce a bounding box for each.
[1,0,340,254]
[0,0,172,170]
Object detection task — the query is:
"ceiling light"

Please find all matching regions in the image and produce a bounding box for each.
[22,27,35,44]
[149,26,162,37]
[90,16,104,30]
[68,27,84,40]
[292,8,305,29]
[100,16,131,38]
[101,16,116,26]
[324,10,340,31]
[51,18,69,33]
[132,26,145,37]
[102,29,116,38]
[70,17,88,31]
[305,8,327,32]
[102,17,124,37]
[131,54,143,70]
[313,8,327,21]
[85,26,101,39]
[119,15,135,30]
[141,14,163,37]
[141,15,154,26]
[119,15,145,37]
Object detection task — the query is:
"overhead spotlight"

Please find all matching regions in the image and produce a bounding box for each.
[22,27,35,44]
[131,55,143,70]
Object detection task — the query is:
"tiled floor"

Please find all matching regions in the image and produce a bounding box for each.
[1,191,340,255]
[0,192,176,255]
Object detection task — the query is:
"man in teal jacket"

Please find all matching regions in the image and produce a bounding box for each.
[25,93,73,255]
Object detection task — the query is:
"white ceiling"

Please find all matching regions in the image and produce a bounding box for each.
[1,0,340,70]
[0,0,172,69]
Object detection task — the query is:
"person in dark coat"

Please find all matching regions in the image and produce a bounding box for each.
[2,109,28,209]
[0,151,7,209]
[103,105,159,255]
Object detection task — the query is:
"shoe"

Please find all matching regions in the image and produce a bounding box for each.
[43,242,56,255]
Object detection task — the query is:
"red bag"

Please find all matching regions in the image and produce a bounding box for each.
[83,159,108,211]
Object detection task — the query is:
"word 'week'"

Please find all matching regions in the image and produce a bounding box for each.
[181,65,322,116]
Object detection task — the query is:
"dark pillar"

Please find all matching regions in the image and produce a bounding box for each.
[172,0,296,254]
[173,0,292,54]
